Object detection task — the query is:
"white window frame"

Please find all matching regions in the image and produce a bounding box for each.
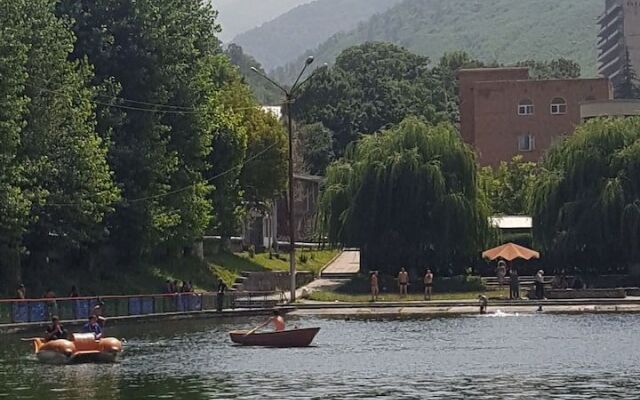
[518,134,535,152]
[518,100,534,116]
[550,98,567,115]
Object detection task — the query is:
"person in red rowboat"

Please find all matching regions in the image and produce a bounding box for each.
[255,309,286,332]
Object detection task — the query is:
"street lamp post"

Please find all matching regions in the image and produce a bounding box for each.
[251,56,315,303]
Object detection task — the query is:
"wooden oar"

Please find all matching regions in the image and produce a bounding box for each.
[244,326,261,336]
[20,337,42,342]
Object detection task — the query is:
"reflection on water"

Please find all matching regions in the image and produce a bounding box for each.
[1,314,640,399]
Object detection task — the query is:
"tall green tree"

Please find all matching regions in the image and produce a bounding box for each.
[615,50,640,99]
[57,0,222,259]
[297,123,334,175]
[319,117,491,275]
[293,43,449,156]
[20,0,120,274]
[516,58,581,79]
[479,156,538,215]
[531,117,640,274]
[225,44,282,105]
[0,0,32,286]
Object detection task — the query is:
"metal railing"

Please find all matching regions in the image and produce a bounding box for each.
[0,290,286,325]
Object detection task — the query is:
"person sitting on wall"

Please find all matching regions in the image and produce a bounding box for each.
[83,315,103,339]
[45,316,68,341]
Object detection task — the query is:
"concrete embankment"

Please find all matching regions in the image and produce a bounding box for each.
[0,307,292,335]
[290,298,640,317]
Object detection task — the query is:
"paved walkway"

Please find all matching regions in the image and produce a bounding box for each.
[321,250,360,276]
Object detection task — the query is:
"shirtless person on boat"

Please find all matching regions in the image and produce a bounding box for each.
[251,309,286,334]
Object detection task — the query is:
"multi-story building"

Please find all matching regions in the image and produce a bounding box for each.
[458,67,612,166]
[597,0,640,95]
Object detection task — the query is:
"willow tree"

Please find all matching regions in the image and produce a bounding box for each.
[318,117,491,275]
[531,117,640,274]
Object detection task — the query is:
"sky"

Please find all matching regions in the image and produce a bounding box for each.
[212,0,315,42]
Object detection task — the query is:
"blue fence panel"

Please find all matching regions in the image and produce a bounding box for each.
[128,297,141,315]
[12,303,29,323]
[75,299,91,319]
[29,302,47,322]
[141,297,154,314]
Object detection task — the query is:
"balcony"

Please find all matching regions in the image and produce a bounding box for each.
[597,29,622,50]
[598,55,623,77]
[597,40,623,66]
[597,4,622,26]
[598,12,623,38]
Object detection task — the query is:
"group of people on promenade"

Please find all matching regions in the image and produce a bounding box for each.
[14,284,82,300]
[164,280,194,294]
[369,267,434,301]
[369,262,552,301]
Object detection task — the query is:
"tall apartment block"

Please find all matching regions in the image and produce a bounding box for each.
[597,0,640,95]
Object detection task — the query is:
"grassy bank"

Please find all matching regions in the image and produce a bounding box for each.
[209,249,339,286]
[10,249,339,298]
[308,290,506,303]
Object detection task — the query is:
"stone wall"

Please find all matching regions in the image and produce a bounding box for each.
[240,271,315,292]
[545,288,627,299]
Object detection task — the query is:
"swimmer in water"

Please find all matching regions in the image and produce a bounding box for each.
[478,295,488,314]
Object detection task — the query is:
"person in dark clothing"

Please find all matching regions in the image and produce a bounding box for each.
[69,285,80,298]
[45,316,68,341]
[165,280,173,294]
[535,270,545,300]
[180,280,189,293]
[509,267,520,300]
[172,280,180,294]
[83,315,103,339]
[217,279,227,312]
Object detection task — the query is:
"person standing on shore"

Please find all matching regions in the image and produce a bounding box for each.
[16,284,26,299]
[217,279,227,312]
[424,269,434,301]
[496,260,507,295]
[509,267,519,300]
[398,268,409,297]
[535,270,545,300]
[370,271,379,302]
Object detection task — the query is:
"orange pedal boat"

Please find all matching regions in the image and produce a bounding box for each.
[32,333,123,364]
[230,327,320,347]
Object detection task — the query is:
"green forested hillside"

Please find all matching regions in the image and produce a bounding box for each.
[213,0,314,42]
[231,0,402,70]
[272,0,602,83]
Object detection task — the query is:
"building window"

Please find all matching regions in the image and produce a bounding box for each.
[518,134,535,152]
[550,97,567,115]
[518,99,534,115]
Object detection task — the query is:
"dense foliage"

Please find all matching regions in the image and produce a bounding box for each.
[319,118,491,275]
[480,156,538,216]
[292,43,479,157]
[0,0,287,294]
[231,0,401,70]
[225,44,282,105]
[272,0,600,84]
[531,118,640,274]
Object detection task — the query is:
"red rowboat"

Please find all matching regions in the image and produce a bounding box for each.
[229,327,320,347]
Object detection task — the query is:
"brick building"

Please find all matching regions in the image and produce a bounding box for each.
[458,68,612,165]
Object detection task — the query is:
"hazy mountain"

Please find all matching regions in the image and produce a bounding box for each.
[231,0,403,70]
[212,0,314,42]
[272,0,602,84]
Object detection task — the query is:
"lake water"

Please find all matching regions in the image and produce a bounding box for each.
[1,313,639,399]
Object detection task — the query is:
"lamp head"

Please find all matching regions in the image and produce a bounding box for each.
[250,67,259,73]
[305,56,315,65]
